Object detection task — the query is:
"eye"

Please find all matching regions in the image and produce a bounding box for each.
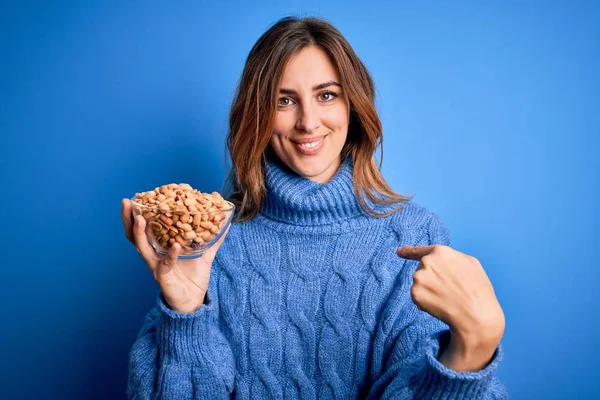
[319,91,338,102]
[277,97,295,107]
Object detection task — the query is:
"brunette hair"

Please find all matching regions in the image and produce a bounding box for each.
[225,16,412,222]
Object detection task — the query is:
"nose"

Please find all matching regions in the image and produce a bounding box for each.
[295,103,320,134]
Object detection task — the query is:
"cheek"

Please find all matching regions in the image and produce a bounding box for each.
[323,107,349,136]
[271,117,290,152]
[274,111,296,131]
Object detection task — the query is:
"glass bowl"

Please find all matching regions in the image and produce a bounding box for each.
[130,197,235,259]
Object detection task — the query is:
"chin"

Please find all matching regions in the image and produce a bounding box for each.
[290,156,337,181]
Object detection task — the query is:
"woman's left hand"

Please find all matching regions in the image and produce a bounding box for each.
[397,244,505,371]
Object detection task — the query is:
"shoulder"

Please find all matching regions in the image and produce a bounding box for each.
[387,201,451,246]
[387,200,437,232]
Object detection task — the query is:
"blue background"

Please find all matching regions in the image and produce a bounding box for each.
[1,1,598,399]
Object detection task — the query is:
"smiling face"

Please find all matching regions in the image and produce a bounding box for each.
[270,46,350,183]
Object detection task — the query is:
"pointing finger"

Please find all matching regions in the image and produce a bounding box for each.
[397,245,436,260]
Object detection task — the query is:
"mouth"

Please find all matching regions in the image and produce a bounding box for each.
[291,135,327,155]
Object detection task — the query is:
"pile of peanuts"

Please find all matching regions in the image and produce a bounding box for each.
[132,183,231,252]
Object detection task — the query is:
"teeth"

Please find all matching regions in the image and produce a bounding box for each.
[297,138,322,149]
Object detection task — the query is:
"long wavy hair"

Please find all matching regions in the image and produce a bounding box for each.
[224,16,412,222]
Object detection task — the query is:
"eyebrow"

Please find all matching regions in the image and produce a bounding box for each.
[279,81,342,95]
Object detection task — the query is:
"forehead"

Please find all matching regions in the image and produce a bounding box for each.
[279,46,340,86]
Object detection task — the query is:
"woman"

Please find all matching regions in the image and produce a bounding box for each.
[122,16,506,399]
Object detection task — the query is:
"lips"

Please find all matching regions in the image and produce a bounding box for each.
[291,135,327,144]
[291,135,326,155]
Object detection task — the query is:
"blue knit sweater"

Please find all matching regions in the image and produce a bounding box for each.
[127,158,506,399]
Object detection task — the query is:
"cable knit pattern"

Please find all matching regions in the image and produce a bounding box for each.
[127,157,507,399]
[283,233,324,399]
[215,230,251,398]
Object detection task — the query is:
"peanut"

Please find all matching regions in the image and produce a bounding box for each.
[200,230,215,242]
[183,230,196,240]
[192,214,202,228]
[200,221,213,230]
[143,211,157,220]
[213,213,225,222]
[184,198,196,207]
[132,182,232,255]
[159,215,172,226]
[174,235,187,247]
[180,213,190,224]
[173,205,187,215]
[149,221,162,232]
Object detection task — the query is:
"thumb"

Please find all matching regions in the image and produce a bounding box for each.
[156,242,181,280]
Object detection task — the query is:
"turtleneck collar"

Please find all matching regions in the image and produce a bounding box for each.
[260,157,365,226]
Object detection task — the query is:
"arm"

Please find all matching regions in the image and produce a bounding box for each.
[368,311,506,399]
[126,288,235,399]
[367,213,507,399]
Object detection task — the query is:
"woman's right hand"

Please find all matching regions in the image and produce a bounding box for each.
[121,198,230,314]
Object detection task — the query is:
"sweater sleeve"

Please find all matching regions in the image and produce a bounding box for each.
[366,213,507,399]
[126,288,235,399]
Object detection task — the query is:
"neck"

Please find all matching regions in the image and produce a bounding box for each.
[306,157,342,184]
